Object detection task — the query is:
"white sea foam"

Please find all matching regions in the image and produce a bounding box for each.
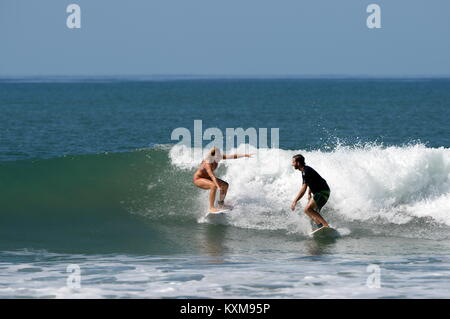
[170,143,450,234]
[2,251,450,298]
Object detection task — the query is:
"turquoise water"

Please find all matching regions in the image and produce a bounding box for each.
[1,78,450,298]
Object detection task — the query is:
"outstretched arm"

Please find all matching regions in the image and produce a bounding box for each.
[222,153,254,160]
[291,184,308,211]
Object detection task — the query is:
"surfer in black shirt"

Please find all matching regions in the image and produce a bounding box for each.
[291,154,330,229]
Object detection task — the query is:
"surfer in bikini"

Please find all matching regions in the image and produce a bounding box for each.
[193,147,253,213]
[290,154,330,229]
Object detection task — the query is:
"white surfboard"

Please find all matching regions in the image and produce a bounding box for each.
[309,226,340,238]
[205,208,232,218]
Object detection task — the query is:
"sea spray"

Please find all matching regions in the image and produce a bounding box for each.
[170,143,450,235]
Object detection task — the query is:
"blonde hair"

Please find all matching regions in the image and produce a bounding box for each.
[204,147,222,163]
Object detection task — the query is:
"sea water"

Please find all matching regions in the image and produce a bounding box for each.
[0,78,449,298]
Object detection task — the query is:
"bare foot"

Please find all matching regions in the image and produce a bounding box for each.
[208,207,221,213]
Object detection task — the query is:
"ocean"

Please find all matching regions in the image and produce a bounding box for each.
[1,77,450,298]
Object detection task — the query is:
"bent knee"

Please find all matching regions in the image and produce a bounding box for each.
[304,204,315,213]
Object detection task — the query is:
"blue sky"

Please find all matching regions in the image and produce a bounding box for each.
[1,0,449,76]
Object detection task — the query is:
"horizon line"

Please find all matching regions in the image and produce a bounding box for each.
[1,74,450,83]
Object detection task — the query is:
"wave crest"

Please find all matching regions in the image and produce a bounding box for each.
[170,143,450,236]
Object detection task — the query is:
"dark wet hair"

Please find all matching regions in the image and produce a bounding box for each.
[293,154,305,167]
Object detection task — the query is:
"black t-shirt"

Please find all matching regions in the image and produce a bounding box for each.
[302,166,330,194]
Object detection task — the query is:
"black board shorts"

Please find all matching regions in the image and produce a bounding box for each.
[313,190,330,212]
